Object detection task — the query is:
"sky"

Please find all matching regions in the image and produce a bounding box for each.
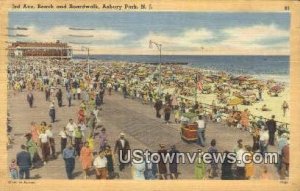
[8,12,290,55]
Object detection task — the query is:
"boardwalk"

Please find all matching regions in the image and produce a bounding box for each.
[7,89,279,179]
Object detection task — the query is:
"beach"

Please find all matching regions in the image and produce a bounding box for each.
[7,57,289,180]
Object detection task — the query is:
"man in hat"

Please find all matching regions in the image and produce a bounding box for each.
[266,115,277,146]
[114,133,130,171]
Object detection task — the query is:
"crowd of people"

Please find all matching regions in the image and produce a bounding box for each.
[8,58,289,180]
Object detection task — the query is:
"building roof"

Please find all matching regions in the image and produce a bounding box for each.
[10,41,70,48]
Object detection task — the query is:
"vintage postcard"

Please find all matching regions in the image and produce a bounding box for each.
[0,0,299,191]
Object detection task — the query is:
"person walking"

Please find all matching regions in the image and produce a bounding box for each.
[122,85,127,98]
[131,154,146,180]
[157,144,168,180]
[46,125,56,159]
[144,150,157,180]
[45,87,50,101]
[221,151,234,180]
[66,119,77,144]
[259,126,269,157]
[195,149,206,180]
[208,139,218,178]
[236,142,246,180]
[73,126,83,156]
[169,145,179,179]
[66,90,72,107]
[39,128,50,165]
[63,144,76,179]
[107,82,112,95]
[99,128,108,151]
[114,133,130,171]
[196,115,206,147]
[163,103,172,124]
[77,87,81,100]
[93,150,108,179]
[56,88,63,107]
[266,115,277,146]
[59,127,68,154]
[16,145,32,179]
[80,142,93,179]
[49,102,56,123]
[245,145,254,179]
[25,133,39,168]
[282,101,289,117]
[154,99,163,118]
[105,145,115,179]
[27,91,34,108]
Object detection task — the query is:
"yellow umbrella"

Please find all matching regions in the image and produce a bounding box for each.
[227,97,243,106]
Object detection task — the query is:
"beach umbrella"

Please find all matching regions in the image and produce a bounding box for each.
[237,76,248,81]
[227,97,243,106]
[242,91,255,97]
[270,85,284,93]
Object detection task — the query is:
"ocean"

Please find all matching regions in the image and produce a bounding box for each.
[73,55,290,83]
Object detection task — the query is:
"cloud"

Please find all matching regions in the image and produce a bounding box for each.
[9,24,289,55]
[219,24,289,48]
[139,28,213,48]
[10,25,127,43]
[135,24,289,55]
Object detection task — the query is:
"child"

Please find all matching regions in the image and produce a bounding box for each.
[9,159,18,179]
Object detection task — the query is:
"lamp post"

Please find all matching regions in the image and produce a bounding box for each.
[69,27,94,76]
[68,41,92,76]
[149,40,162,97]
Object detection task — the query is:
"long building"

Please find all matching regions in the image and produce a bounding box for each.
[8,40,73,59]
